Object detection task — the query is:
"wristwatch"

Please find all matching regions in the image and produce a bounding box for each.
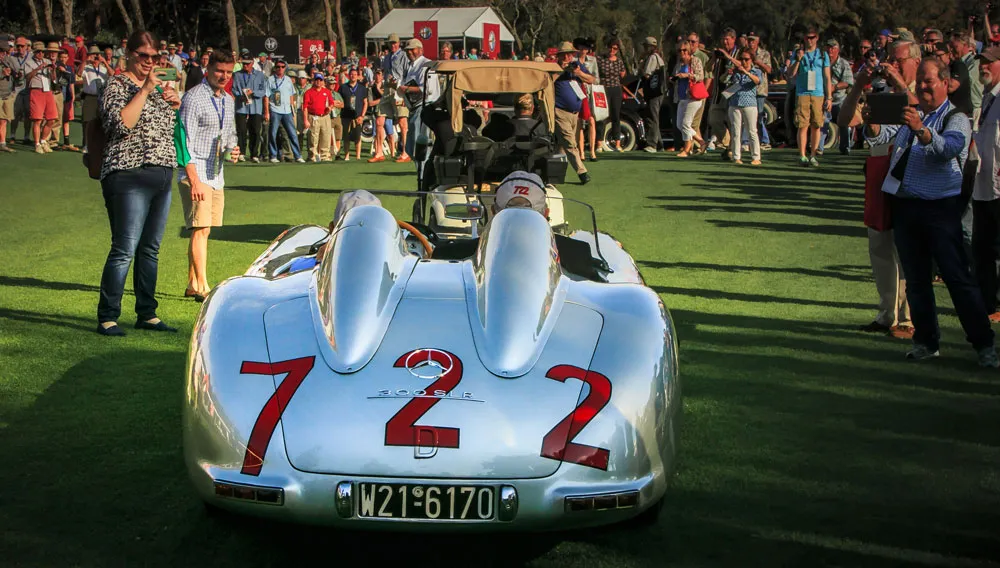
[916,126,929,138]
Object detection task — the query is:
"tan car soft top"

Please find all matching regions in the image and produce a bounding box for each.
[428,61,563,134]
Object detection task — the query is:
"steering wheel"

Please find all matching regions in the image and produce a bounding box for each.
[397,220,434,257]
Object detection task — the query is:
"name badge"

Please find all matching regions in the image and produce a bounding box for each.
[806,70,817,92]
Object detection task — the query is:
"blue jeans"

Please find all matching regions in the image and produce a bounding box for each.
[892,195,994,352]
[269,112,301,159]
[98,166,173,323]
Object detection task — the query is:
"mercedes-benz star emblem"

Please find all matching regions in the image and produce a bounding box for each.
[264,37,278,51]
[404,349,454,379]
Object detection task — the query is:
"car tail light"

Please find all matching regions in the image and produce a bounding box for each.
[213,481,284,506]
[564,490,640,512]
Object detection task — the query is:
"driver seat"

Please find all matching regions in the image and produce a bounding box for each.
[482,114,515,142]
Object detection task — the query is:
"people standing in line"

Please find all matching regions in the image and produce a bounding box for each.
[177,50,240,303]
[303,73,334,162]
[721,48,763,165]
[787,28,832,167]
[597,37,627,152]
[575,38,600,161]
[823,39,854,155]
[232,49,269,163]
[706,29,739,158]
[672,40,706,158]
[0,39,17,153]
[382,33,411,162]
[339,67,368,161]
[23,41,58,154]
[639,37,666,153]
[864,58,996,368]
[267,60,304,163]
[746,32,773,151]
[96,30,182,336]
[77,45,110,153]
[553,41,593,184]
[972,47,1000,324]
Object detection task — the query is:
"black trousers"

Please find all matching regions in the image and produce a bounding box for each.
[605,86,623,142]
[646,95,664,148]
[236,113,265,160]
[973,199,1000,314]
[892,195,994,352]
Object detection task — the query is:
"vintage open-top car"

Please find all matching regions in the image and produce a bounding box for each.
[183,185,680,531]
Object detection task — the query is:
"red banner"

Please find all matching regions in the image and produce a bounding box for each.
[300,39,326,63]
[414,20,438,60]
[482,23,501,59]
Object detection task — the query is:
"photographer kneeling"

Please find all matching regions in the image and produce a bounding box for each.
[859,57,996,367]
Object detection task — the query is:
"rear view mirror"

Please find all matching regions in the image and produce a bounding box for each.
[445,202,484,221]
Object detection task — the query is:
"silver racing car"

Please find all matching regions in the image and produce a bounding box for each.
[183,190,681,530]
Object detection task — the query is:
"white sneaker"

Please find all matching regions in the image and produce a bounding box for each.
[251,157,260,163]
[643,146,657,153]
[296,157,306,163]
[41,140,53,153]
[238,155,246,162]
[35,143,45,154]
[269,157,280,163]
[706,141,716,151]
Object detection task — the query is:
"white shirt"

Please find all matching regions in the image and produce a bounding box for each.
[168,54,184,73]
[24,56,52,91]
[402,55,440,107]
[974,82,1000,201]
[80,63,110,96]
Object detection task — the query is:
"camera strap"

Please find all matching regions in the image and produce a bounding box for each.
[889,106,964,186]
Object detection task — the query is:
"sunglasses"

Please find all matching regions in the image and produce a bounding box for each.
[133,51,157,61]
[740,58,753,61]
[806,35,818,40]
[16,44,28,48]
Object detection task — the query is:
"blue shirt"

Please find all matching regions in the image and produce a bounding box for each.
[794,49,829,97]
[729,68,762,108]
[677,64,689,100]
[232,69,269,115]
[866,100,970,200]
[267,74,296,114]
[554,63,590,113]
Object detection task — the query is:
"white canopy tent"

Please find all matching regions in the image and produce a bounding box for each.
[365,7,515,56]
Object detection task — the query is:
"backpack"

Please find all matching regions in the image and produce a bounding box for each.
[643,53,667,98]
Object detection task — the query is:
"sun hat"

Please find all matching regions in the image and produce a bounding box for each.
[87,45,100,55]
[388,33,400,44]
[45,41,61,52]
[642,36,658,47]
[556,41,576,54]
[405,38,423,50]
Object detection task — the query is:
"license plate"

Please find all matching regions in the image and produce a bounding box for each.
[356,483,496,521]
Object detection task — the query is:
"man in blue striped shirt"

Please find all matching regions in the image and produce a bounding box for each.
[865,57,996,367]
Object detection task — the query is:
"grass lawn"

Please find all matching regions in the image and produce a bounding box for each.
[0,143,998,568]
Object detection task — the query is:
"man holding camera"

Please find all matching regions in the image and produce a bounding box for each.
[863,58,995,368]
[706,29,738,157]
[554,41,593,184]
[786,28,831,167]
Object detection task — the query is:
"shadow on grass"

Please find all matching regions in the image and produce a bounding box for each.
[227,186,345,195]
[0,307,95,332]
[652,284,872,311]
[647,203,861,223]
[360,170,416,177]
[707,219,868,238]
[638,260,873,284]
[0,274,99,293]
[176,224,291,245]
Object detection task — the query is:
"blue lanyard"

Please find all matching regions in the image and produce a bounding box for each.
[274,76,285,94]
[205,81,225,130]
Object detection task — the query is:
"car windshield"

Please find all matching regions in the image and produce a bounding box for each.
[352,189,611,272]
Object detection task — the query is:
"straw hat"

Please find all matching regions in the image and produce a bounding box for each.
[555,41,576,54]
[44,41,61,53]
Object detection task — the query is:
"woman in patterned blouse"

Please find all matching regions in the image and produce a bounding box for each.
[597,38,628,152]
[96,30,181,336]
[722,47,764,165]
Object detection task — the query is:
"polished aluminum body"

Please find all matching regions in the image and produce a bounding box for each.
[184,203,681,530]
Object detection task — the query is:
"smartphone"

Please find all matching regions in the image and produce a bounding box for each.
[866,92,909,125]
[155,66,178,81]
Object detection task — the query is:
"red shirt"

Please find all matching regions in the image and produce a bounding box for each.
[303,86,334,116]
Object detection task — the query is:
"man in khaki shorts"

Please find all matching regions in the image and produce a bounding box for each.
[382,33,411,161]
[177,51,239,301]
[0,39,17,152]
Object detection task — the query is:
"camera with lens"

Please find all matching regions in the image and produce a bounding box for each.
[714,48,727,57]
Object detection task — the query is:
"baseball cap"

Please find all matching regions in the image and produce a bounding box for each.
[978,46,1000,62]
[74,35,84,42]
[495,172,547,214]
[746,31,760,39]
[240,48,251,57]
[388,33,400,44]
[258,52,267,57]
[405,38,422,50]
[313,73,324,80]
[879,29,892,37]
[825,38,839,48]
[643,36,658,47]
[893,28,915,43]
[333,190,383,227]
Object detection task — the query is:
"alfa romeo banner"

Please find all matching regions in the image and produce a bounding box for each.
[242,35,300,63]
[414,20,438,60]
[482,23,500,59]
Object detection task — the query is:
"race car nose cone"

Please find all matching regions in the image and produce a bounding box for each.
[498,485,518,522]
